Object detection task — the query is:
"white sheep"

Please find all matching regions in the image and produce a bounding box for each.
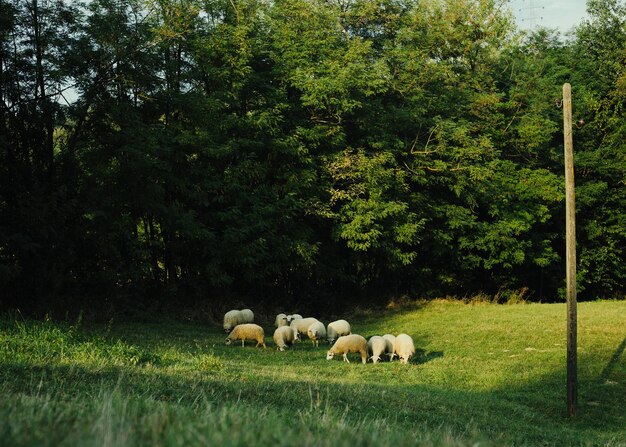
[273,326,295,351]
[286,314,303,324]
[290,317,320,341]
[275,313,288,328]
[326,334,368,364]
[382,334,396,361]
[367,336,387,364]
[225,324,266,348]
[240,308,254,323]
[306,321,327,347]
[223,310,244,332]
[394,333,415,364]
[326,319,351,344]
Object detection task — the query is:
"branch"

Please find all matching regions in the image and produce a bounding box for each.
[411,126,438,155]
[503,101,523,134]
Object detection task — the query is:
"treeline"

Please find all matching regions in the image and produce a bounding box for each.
[1,0,625,315]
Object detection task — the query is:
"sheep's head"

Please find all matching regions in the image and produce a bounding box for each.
[224,337,232,345]
[326,350,334,360]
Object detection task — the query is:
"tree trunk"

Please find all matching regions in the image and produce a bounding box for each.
[31,0,55,182]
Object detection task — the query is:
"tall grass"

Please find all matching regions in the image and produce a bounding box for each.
[1,300,624,446]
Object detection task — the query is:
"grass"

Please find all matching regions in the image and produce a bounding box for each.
[1,300,624,446]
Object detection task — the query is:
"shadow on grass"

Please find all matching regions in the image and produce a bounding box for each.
[349,300,429,324]
[599,336,626,383]
[413,348,444,364]
[1,346,624,447]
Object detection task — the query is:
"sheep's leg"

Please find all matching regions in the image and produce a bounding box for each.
[241,339,245,347]
[342,353,350,363]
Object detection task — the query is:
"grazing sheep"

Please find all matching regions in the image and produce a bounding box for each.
[225,324,266,348]
[240,308,254,324]
[290,317,321,341]
[367,336,387,364]
[382,334,396,361]
[223,310,244,332]
[273,326,295,351]
[394,333,415,364]
[286,314,303,324]
[275,313,288,328]
[326,320,351,344]
[306,321,327,347]
[326,334,368,364]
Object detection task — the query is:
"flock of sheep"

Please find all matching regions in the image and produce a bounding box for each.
[222,309,416,364]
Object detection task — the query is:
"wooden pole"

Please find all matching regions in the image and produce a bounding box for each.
[563,83,577,418]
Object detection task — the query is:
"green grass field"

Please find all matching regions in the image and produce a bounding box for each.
[1,300,624,446]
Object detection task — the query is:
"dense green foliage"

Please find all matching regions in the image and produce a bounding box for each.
[1,0,625,314]
[1,300,625,445]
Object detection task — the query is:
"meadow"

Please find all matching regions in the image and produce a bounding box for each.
[1,300,624,446]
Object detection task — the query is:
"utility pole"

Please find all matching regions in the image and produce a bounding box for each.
[513,0,545,29]
[563,83,577,418]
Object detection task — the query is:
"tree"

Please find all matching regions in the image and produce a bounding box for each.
[0,0,82,311]
[568,0,626,297]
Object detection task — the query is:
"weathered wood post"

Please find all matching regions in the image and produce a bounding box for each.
[563,83,577,418]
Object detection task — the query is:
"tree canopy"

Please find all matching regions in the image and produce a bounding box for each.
[1,0,625,316]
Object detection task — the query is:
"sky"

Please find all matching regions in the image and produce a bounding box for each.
[508,0,590,33]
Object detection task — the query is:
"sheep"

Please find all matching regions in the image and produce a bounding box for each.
[225,324,266,348]
[367,336,387,364]
[290,317,321,341]
[382,334,396,361]
[306,321,327,347]
[326,334,368,364]
[273,325,295,351]
[223,310,244,332]
[326,319,351,344]
[286,314,303,324]
[240,308,254,324]
[275,313,288,328]
[394,333,415,364]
